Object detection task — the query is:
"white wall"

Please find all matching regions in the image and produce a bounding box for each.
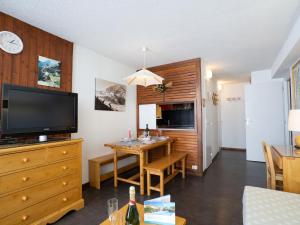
[220,83,248,149]
[272,14,300,78]
[201,60,220,170]
[251,69,272,83]
[205,78,219,160]
[72,44,137,184]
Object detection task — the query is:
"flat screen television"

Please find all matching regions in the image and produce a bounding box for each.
[1,84,78,136]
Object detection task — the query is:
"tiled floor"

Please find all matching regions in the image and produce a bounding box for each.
[54,150,266,225]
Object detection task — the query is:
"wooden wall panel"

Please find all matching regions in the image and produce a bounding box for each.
[0,12,73,95]
[0,12,73,138]
[137,59,203,175]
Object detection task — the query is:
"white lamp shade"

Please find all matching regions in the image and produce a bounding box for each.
[124,69,164,87]
[288,110,300,131]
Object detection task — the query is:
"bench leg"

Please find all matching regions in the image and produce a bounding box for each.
[96,164,101,189]
[182,157,186,179]
[160,172,164,196]
[114,151,118,188]
[147,171,151,196]
[89,161,101,189]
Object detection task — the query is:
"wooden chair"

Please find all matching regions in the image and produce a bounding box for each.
[262,141,283,190]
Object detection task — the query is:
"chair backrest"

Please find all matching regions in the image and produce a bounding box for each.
[262,141,276,189]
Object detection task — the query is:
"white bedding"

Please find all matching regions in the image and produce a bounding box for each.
[243,186,300,225]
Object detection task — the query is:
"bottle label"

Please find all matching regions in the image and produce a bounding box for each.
[129,200,136,205]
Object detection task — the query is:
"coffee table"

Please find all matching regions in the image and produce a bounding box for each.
[100,203,186,225]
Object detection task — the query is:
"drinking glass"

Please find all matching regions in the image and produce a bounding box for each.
[107,198,118,224]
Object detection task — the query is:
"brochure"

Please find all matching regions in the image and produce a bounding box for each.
[144,195,175,225]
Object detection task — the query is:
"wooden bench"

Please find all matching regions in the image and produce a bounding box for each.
[89,152,138,189]
[144,152,187,196]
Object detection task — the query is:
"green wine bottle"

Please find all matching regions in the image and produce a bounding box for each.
[125,186,140,225]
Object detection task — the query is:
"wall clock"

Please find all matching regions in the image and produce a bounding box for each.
[0,31,23,54]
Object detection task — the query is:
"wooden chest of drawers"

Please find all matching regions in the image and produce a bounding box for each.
[0,139,84,225]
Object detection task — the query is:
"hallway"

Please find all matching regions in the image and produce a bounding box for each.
[55,150,266,225]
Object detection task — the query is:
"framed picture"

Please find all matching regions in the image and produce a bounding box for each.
[292,58,300,109]
[95,78,127,112]
[38,56,61,88]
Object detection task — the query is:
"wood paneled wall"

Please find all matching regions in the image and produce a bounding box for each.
[137,59,203,175]
[0,12,73,138]
[0,12,73,95]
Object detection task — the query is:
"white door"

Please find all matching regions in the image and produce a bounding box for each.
[245,82,287,162]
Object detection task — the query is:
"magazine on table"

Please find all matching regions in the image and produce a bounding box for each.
[144,195,175,225]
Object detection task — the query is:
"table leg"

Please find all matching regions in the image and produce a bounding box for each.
[160,172,164,196]
[166,142,171,175]
[114,150,118,188]
[139,152,145,195]
[147,171,151,196]
[145,151,149,165]
[167,142,171,155]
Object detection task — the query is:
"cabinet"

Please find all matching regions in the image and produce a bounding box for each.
[0,139,84,225]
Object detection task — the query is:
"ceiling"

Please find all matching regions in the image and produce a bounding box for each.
[1,0,300,80]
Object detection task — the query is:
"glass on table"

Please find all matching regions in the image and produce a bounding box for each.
[107,198,118,224]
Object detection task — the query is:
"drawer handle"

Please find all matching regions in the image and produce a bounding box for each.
[22,158,29,163]
[22,177,29,182]
[62,166,68,170]
[21,196,28,201]
[62,197,68,202]
[62,181,68,186]
[62,150,68,155]
[22,215,28,221]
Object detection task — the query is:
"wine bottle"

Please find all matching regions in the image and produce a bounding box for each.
[125,186,140,225]
[145,124,150,137]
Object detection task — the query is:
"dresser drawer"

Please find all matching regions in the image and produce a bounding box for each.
[0,149,46,174]
[0,174,79,219]
[0,159,79,195]
[46,143,80,162]
[0,188,81,225]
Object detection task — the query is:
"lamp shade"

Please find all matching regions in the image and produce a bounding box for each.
[288,110,300,131]
[124,69,164,87]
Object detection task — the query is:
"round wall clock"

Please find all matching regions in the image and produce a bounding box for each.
[0,31,23,54]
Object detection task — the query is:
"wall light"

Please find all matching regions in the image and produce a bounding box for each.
[206,69,213,80]
[218,83,223,91]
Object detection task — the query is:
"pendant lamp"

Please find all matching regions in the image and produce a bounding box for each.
[124,47,164,87]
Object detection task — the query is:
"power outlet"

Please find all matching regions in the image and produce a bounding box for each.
[192,165,198,170]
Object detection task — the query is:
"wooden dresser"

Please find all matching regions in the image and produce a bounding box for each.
[0,139,84,225]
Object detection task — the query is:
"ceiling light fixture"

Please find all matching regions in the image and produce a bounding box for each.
[124,46,164,87]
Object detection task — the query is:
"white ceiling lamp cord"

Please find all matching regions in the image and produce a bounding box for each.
[142,46,147,86]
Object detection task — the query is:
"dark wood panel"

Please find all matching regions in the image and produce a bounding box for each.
[0,12,73,93]
[0,12,73,139]
[137,59,203,175]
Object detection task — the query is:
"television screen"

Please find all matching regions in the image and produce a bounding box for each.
[1,84,78,136]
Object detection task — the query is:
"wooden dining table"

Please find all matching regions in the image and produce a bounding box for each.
[272,145,300,193]
[104,138,173,195]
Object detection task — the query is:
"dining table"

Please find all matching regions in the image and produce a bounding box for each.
[271,145,300,193]
[104,137,173,195]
